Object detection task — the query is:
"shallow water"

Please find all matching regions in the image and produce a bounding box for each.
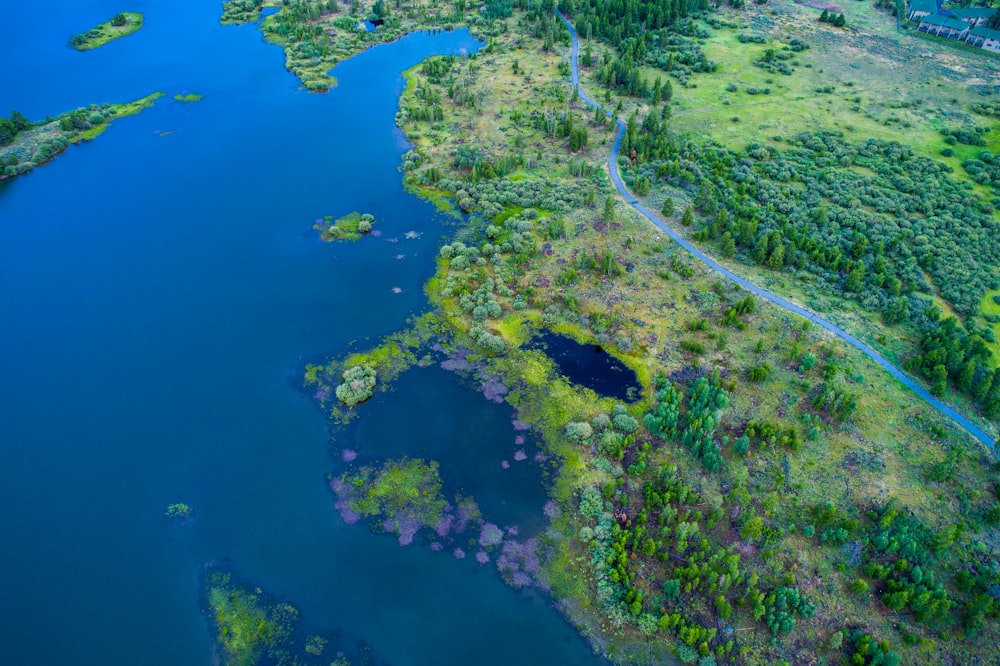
[0,4,606,665]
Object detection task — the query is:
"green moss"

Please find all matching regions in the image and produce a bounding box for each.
[70,12,143,51]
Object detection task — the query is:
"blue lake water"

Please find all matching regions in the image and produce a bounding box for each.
[0,3,606,665]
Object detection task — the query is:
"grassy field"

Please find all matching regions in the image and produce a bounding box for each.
[291,12,1000,661]
[70,12,143,50]
[663,3,1000,177]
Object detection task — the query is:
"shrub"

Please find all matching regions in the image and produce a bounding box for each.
[849,578,869,595]
[565,421,594,443]
[612,413,638,433]
[336,365,376,407]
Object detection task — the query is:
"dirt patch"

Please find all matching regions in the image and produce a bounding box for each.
[795,0,844,14]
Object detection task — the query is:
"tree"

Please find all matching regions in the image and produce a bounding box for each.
[767,243,785,270]
[681,205,694,226]
[10,111,31,132]
[603,196,616,222]
[719,231,736,258]
[661,197,674,217]
[111,13,128,26]
[930,364,948,397]
[740,515,763,542]
[845,266,864,292]
[0,118,16,146]
[849,579,869,595]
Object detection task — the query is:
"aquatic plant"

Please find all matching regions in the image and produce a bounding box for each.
[204,571,298,666]
[165,502,191,518]
[479,522,504,547]
[332,458,448,544]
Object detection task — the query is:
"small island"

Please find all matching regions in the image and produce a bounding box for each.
[0,93,163,181]
[70,12,144,51]
[316,212,376,242]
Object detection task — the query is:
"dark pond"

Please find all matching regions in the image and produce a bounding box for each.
[0,2,608,665]
[528,331,641,402]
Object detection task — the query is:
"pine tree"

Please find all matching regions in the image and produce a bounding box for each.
[681,205,694,226]
[661,197,674,217]
[603,196,616,222]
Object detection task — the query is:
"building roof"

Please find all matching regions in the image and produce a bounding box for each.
[920,13,972,29]
[909,0,938,13]
[950,6,997,19]
[970,25,1000,39]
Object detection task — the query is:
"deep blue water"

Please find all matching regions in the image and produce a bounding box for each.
[529,331,641,402]
[0,3,605,665]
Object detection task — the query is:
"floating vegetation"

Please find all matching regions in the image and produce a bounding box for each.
[202,568,361,666]
[165,502,191,519]
[331,458,451,545]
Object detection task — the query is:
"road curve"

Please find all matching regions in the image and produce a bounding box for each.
[556,11,996,453]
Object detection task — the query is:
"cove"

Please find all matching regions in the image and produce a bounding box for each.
[0,3,605,665]
[528,331,641,402]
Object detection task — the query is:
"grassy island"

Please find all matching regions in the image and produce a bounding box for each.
[280,0,1000,663]
[0,93,163,182]
[70,12,144,51]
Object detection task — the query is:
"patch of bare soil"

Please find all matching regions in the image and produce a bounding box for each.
[795,0,845,14]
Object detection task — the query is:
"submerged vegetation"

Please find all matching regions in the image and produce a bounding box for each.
[258,0,1000,663]
[203,569,352,666]
[70,12,144,50]
[0,93,164,181]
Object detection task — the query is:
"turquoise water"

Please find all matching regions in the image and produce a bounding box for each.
[0,3,605,664]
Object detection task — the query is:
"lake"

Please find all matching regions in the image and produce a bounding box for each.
[0,3,606,665]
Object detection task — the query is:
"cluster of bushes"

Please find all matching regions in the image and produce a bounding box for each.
[625,119,999,321]
[569,0,713,48]
[818,9,846,26]
[961,150,1000,193]
[335,365,376,407]
[753,48,795,76]
[0,110,31,146]
[643,372,729,471]
[906,310,1000,415]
